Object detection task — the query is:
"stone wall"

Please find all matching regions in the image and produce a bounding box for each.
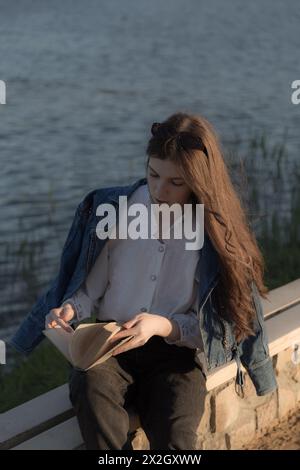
[131,347,300,450]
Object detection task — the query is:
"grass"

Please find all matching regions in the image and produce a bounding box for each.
[259,165,300,290]
[0,340,70,413]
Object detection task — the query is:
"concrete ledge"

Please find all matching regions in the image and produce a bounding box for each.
[0,384,140,450]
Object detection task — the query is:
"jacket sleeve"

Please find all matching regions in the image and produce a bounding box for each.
[237,280,278,396]
[9,192,94,355]
[163,307,203,349]
[61,242,109,321]
[164,280,202,349]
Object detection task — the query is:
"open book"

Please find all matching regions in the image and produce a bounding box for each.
[43,322,134,370]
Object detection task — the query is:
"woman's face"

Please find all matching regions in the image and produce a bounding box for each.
[146,157,192,207]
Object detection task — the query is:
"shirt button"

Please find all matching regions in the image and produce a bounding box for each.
[158,245,164,252]
[151,274,157,281]
[141,307,147,312]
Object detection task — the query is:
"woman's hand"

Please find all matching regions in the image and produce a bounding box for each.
[109,312,180,356]
[45,303,75,332]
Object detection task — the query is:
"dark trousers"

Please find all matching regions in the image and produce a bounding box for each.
[68,330,207,450]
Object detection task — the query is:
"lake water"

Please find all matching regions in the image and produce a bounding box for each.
[0,0,300,333]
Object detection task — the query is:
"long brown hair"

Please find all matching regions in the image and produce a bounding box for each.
[145,111,269,342]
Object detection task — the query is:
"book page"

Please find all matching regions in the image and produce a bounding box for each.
[87,334,134,369]
[69,322,133,370]
[43,322,134,370]
[43,326,74,364]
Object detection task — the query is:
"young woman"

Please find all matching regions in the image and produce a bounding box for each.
[10,112,278,450]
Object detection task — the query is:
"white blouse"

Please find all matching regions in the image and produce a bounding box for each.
[63,183,203,349]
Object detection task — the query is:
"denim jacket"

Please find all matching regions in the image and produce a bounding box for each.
[9,178,278,397]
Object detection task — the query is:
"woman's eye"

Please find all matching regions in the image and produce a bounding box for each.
[172,181,184,186]
[150,173,158,178]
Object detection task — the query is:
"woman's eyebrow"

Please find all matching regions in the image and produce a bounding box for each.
[148,165,158,174]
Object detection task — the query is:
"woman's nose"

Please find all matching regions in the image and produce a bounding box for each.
[154,182,168,201]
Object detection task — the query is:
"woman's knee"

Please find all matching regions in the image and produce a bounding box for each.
[69,362,132,409]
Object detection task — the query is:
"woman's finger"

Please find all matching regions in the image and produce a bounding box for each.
[109,328,134,342]
[53,315,73,332]
[60,304,75,323]
[122,314,143,330]
[45,308,61,328]
[112,337,143,356]
[45,312,56,329]
[46,309,73,332]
